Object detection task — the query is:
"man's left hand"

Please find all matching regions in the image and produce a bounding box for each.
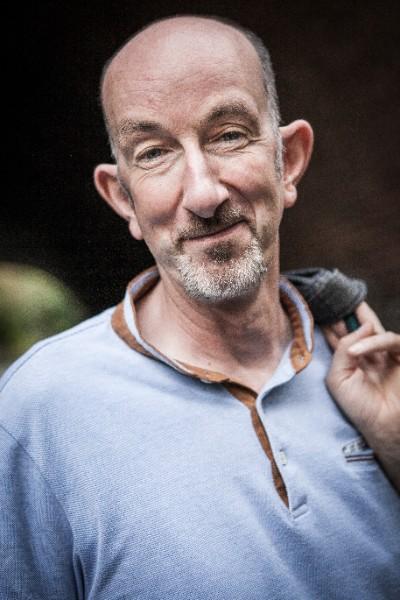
[326,321,400,491]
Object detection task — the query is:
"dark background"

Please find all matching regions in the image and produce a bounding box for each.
[3,0,399,327]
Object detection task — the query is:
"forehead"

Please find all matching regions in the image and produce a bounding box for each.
[103,20,267,136]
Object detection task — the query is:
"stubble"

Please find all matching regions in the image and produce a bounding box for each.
[162,205,276,303]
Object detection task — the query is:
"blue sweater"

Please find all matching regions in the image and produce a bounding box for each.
[1,272,399,599]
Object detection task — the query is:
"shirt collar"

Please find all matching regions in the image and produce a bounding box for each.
[111,266,314,385]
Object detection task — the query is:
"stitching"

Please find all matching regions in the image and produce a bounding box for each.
[0,423,75,543]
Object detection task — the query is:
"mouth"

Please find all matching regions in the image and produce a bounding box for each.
[184,221,246,244]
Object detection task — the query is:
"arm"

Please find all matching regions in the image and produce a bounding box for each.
[326,323,400,492]
[287,269,399,489]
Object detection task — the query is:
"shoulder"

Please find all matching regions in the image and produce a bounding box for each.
[0,307,146,428]
[1,308,113,391]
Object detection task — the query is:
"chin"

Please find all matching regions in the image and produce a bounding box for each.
[174,238,268,303]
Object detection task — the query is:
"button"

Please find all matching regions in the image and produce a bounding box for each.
[279,450,288,466]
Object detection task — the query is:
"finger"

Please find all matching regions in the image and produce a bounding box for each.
[329,323,375,374]
[349,331,400,357]
[321,326,340,351]
[327,301,383,343]
[328,321,348,338]
[355,302,385,334]
[336,321,375,351]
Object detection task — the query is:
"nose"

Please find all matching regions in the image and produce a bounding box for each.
[181,146,229,218]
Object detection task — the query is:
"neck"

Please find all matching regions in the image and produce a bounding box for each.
[136,262,292,392]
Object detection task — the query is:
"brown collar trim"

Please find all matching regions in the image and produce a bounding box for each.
[111,303,153,358]
[111,269,314,383]
[111,265,159,358]
[279,278,314,374]
[128,265,160,303]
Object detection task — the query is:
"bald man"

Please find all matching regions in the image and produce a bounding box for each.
[1,16,399,600]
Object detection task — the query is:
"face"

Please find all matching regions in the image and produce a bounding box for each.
[97,20,310,303]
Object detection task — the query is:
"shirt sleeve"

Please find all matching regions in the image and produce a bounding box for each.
[0,425,81,600]
[284,267,367,325]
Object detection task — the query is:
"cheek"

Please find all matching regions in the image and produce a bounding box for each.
[221,151,280,199]
[223,153,284,235]
[131,172,181,228]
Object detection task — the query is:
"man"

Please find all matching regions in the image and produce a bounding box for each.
[1,15,399,600]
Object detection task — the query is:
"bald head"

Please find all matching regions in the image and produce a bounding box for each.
[100,16,280,155]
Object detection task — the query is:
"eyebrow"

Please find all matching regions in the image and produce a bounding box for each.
[116,100,260,147]
[117,119,167,147]
[202,101,260,131]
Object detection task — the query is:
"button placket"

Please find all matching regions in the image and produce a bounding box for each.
[257,381,309,518]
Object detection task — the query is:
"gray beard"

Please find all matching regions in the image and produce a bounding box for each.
[172,236,267,303]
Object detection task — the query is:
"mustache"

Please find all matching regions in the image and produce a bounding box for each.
[177,206,248,241]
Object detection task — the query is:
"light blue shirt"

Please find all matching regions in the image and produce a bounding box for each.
[1,270,399,599]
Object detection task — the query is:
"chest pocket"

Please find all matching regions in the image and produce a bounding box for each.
[343,436,375,463]
[342,436,379,476]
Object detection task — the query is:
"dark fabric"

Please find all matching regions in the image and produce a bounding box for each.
[285,268,367,325]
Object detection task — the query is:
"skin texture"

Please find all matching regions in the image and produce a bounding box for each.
[326,307,400,490]
[95,16,400,489]
[95,17,313,391]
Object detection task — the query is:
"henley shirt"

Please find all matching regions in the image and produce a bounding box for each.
[0,268,399,599]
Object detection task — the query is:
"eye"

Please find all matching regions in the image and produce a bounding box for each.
[210,128,250,151]
[135,146,170,168]
[219,130,246,142]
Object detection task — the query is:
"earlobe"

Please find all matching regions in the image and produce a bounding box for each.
[279,120,314,208]
[93,164,143,240]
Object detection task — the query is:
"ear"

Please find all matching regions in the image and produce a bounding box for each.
[93,164,143,240]
[279,120,314,208]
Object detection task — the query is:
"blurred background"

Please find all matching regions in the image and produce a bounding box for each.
[2,0,399,364]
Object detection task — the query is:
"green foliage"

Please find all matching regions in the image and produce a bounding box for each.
[0,263,88,371]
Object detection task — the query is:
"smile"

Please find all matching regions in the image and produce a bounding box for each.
[184,221,246,244]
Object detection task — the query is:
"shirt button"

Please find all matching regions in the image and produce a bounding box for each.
[279,450,288,466]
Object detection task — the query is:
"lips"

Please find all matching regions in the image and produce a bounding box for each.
[183,220,245,242]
